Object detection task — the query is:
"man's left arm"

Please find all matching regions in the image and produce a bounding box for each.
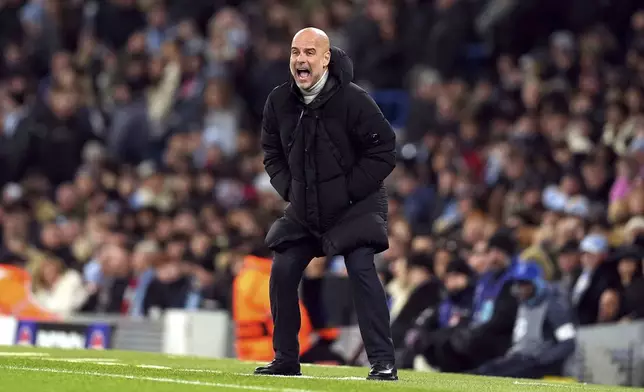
[536,295,577,366]
[346,91,396,202]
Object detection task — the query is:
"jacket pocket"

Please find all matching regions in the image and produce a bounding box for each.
[318,175,352,224]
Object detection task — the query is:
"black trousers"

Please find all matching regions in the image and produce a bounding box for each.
[270,242,395,364]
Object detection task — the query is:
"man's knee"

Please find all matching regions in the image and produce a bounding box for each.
[271,245,311,285]
[344,247,376,274]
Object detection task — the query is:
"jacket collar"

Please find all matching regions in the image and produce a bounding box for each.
[288,46,352,108]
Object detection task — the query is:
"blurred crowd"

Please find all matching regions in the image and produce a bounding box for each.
[0,0,644,369]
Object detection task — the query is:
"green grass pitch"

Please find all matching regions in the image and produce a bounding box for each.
[0,346,636,392]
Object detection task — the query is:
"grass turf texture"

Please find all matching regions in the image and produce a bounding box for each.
[0,346,636,392]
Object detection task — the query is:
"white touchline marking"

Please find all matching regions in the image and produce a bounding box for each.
[254,374,365,381]
[41,358,120,363]
[137,365,172,369]
[0,352,50,357]
[178,368,366,381]
[174,369,224,374]
[35,358,126,366]
[240,360,267,365]
[300,363,356,369]
[335,377,365,381]
[0,366,314,392]
[513,381,585,388]
[93,362,127,366]
[13,355,364,382]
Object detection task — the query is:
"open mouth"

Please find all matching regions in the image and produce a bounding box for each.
[296,69,311,81]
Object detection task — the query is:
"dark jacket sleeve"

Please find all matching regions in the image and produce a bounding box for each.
[260,93,291,202]
[346,91,396,202]
[9,117,36,182]
[468,282,519,340]
[536,294,577,366]
[451,283,517,359]
[416,306,440,331]
[401,307,439,355]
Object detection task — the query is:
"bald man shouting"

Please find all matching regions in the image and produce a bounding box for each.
[257,28,398,380]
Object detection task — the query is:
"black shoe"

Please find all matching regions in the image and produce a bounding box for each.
[254,360,302,376]
[367,362,398,381]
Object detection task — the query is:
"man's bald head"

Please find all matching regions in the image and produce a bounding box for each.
[290,27,331,90]
[292,28,330,53]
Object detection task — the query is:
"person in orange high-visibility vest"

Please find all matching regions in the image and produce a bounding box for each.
[233,255,313,362]
[300,268,341,346]
[0,264,59,321]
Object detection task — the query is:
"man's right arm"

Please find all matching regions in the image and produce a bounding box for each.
[536,294,576,366]
[260,94,291,202]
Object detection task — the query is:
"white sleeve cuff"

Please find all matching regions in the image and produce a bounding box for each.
[555,323,576,341]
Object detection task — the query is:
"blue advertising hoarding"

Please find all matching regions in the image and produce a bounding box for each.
[14,320,114,350]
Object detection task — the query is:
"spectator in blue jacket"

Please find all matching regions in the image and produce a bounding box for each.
[469,262,577,378]
[433,229,519,372]
[436,258,476,329]
[471,230,518,325]
[404,231,519,373]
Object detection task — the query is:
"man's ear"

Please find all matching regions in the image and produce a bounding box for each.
[323,50,331,68]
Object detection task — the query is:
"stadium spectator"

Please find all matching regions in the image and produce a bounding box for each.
[571,234,622,325]
[233,245,345,364]
[614,245,644,320]
[142,250,200,317]
[233,251,314,363]
[397,258,476,369]
[468,262,577,379]
[553,240,582,294]
[410,230,519,372]
[127,240,159,316]
[33,256,88,316]
[81,244,131,314]
[389,252,442,350]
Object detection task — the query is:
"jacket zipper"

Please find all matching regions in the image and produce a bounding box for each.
[287,109,305,156]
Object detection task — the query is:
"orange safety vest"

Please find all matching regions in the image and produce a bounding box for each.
[317,327,340,341]
[0,264,59,321]
[233,255,313,361]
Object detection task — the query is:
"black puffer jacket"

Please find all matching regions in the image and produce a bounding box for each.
[262,47,396,257]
